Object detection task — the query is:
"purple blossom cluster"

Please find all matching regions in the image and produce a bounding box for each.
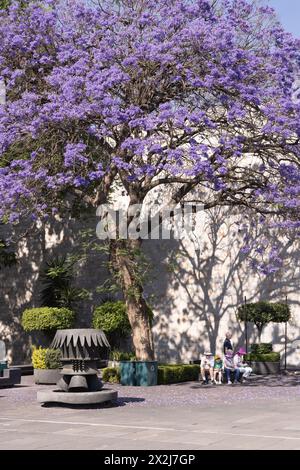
[0,0,300,266]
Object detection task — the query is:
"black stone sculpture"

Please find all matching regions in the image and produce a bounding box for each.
[51,329,110,392]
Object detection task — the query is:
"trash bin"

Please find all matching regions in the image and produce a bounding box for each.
[120,361,136,386]
[135,361,158,386]
[0,361,8,373]
[120,361,158,386]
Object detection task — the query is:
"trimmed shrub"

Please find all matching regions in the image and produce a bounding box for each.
[32,347,61,369]
[158,364,199,385]
[245,352,280,363]
[237,301,290,339]
[21,307,75,332]
[92,301,131,336]
[102,367,120,383]
[250,343,273,354]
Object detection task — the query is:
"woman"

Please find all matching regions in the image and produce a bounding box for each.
[233,348,252,381]
[224,350,240,384]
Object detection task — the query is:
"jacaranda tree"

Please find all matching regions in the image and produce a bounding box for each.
[1,0,300,359]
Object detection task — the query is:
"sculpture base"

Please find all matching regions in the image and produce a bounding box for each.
[37,388,117,405]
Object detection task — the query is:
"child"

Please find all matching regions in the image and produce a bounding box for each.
[224,350,240,384]
[213,355,223,384]
[200,351,214,384]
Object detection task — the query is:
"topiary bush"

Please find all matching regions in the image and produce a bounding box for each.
[32,347,61,369]
[237,301,290,340]
[158,364,199,385]
[245,352,280,363]
[92,301,131,337]
[250,343,273,354]
[102,367,120,383]
[21,307,75,332]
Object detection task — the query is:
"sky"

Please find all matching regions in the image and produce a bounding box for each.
[267,0,300,37]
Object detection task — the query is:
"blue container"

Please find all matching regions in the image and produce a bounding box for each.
[0,361,8,372]
[120,361,136,386]
[135,361,158,386]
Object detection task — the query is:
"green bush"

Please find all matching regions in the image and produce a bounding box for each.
[158,364,199,385]
[92,301,131,336]
[245,352,280,363]
[102,367,120,383]
[21,307,75,332]
[237,301,290,339]
[250,343,273,354]
[109,350,136,361]
[32,347,61,369]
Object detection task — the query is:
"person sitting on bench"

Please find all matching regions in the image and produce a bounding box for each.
[233,348,252,381]
[200,351,214,384]
[224,350,240,384]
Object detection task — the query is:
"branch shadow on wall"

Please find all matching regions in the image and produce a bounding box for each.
[144,207,300,365]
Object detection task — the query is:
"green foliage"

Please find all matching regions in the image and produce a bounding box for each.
[32,347,61,369]
[102,367,120,383]
[0,239,16,269]
[245,352,280,363]
[0,0,29,9]
[0,0,10,8]
[92,301,131,336]
[109,350,136,361]
[44,348,62,369]
[39,255,89,309]
[21,307,75,332]
[237,301,290,337]
[157,364,199,385]
[250,343,273,354]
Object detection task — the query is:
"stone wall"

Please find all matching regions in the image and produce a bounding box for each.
[1,206,300,367]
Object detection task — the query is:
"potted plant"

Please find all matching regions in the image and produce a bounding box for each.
[92,300,157,386]
[32,347,62,384]
[237,301,291,374]
[108,350,136,368]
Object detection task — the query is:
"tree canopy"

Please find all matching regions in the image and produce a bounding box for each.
[1,0,300,358]
[0,0,299,230]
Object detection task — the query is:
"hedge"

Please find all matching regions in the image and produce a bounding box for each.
[102,367,120,383]
[21,307,75,332]
[101,364,200,385]
[250,343,273,354]
[158,364,199,385]
[245,352,280,363]
[32,347,61,369]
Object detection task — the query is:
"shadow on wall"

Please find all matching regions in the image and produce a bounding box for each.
[0,215,109,364]
[1,206,300,366]
[144,206,300,365]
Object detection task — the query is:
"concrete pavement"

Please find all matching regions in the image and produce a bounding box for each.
[0,375,300,449]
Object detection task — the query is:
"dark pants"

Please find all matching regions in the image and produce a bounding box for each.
[225,368,240,383]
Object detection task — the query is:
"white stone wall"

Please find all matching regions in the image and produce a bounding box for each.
[1,206,300,367]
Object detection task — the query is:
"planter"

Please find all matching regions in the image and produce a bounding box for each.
[250,361,280,375]
[120,361,158,386]
[34,368,61,385]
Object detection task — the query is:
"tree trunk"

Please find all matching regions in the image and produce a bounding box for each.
[110,238,154,360]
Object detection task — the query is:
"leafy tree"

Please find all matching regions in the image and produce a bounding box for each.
[1,1,300,359]
[237,301,291,340]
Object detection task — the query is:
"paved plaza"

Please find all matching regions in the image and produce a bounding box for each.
[1,374,300,450]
